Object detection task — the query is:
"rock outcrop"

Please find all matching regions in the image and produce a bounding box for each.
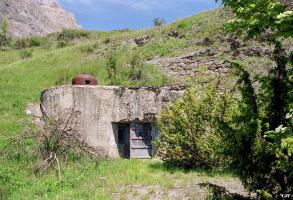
[0,0,80,38]
[147,49,230,78]
[147,35,275,79]
[281,0,293,9]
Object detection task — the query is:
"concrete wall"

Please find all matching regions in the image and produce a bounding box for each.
[40,85,184,158]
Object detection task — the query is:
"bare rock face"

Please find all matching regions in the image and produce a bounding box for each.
[0,0,80,38]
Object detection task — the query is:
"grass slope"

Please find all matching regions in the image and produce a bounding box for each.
[6,159,237,200]
[0,9,243,199]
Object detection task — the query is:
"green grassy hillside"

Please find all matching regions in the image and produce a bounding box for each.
[0,8,230,138]
[0,8,275,199]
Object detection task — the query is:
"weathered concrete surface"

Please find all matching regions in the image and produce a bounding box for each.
[40,85,185,158]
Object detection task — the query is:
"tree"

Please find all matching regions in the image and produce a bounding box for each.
[217,0,292,39]
[0,18,10,47]
[213,0,293,198]
[217,0,292,128]
[153,18,166,27]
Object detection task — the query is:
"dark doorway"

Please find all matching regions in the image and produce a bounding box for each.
[115,123,153,159]
[117,124,130,158]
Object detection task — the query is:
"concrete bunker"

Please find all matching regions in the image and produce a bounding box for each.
[40,85,184,159]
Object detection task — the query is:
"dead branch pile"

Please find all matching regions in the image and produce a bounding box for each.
[1,108,107,181]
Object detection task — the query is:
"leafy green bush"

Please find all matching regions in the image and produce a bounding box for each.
[259,110,293,199]
[156,80,225,168]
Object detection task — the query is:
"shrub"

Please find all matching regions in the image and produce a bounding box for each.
[156,79,225,168]
[28,36,47,47]
[215,63,261,184]
[106,53,118,85]
[57,40,68,48]
[14,37,48,49]
[20,49,33,59]
[128,52,144,81]
[0,110,106,184]
[0,18,11,48]
[35,110,107,178]
[215,62,293,199]
[255,110,293,199]
[14,38,29,49]
[57,29,90,41]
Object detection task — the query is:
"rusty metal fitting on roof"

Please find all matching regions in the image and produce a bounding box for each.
[72,74,97,86]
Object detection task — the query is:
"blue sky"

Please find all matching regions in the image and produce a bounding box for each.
[59,0,221,31]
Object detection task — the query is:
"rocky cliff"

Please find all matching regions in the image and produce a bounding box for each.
[0,0,80,38]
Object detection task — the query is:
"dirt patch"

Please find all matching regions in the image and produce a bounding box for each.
[111,175,251,200]
[146,49,230,79]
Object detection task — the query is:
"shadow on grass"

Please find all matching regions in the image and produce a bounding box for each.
[149,161,235,177]
[201,182,256,200]
[149,161,255,199]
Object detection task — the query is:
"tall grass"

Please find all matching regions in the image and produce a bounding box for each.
[3,159,234,200]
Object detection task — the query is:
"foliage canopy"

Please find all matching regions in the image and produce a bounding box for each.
[216,0,293,39]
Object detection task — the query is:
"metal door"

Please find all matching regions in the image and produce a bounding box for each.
[130,123,152,159]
